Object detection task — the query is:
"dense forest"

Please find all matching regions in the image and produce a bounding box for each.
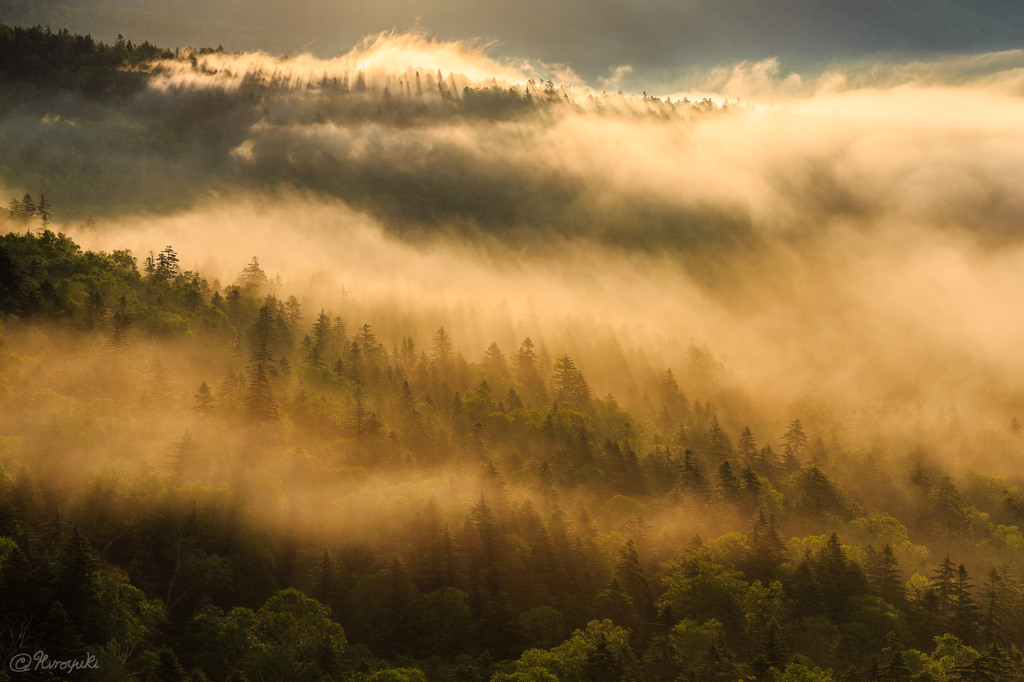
[5,18,1024,682]
[1,216,1024,682]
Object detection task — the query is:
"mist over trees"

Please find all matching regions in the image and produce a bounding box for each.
[2,224,1024,680]
[5,20,1024,682]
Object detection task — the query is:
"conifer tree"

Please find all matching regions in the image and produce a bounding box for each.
[284,295,302,332]
[1010,417,1022,437]
[514,337,546,400]
[681,450,710,495]
[239,256,268,288]
[483,342,508,376]
[932,555,958,616]
[783,418,808,459]
[432,326,453,364]
[738,426,757,467]
[193,381,214,422]
[507,387,524,411]
[931,476,967,537]
[154,245,179,282]
[979,567,1011,646]
[716,460,740,501]
[708,414,731,462]
[866,543,904,606]
[643,605,681,682]
[952,563,979,643]
[173,429,200,475]
[747,510,785,582]
[19,193,36,218]
[245,343,277,422]
[37,194,51,226]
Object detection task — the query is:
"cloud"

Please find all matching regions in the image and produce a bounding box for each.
[597,65,633,90]
[13,37,1024,424]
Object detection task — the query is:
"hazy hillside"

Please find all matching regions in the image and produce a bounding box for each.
[4,19,1024,682]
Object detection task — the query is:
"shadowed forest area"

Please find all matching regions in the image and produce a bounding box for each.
[5,21,1024,682]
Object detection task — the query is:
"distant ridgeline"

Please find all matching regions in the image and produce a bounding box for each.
[0,21,728,233]
[0,22,174,94]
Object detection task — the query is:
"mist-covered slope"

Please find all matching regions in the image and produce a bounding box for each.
[6,17,1024,682]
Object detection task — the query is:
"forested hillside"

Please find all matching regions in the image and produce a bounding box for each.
[1,223,1024,681]
[5,16,1024,682]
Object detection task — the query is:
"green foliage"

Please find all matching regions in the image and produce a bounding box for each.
[499,620,636,682]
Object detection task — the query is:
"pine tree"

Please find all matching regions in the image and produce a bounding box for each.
[716,460,740,501]
[154,245,179,282]
[616,539,652,613]
[348,398,367,438]
[284,295,303,333]
[245,343,277,422]
[932,555,958,617]
[708,414,731,462]
[360,323,376,354]
[553,355,589,406]
[513,337,545,400]
[680,450,710,495]
[432,326,453,364]
[239,256,268,288]
[6,197,20,219]
[690,639,738,682]
[660,368,689,419]
[310,548,342,614]
[952,564,979,643]
[951,644,1010,682]
[866,543,905,606]
[483,342,508,376]
[193,382,214,423]
[37,194,51,226]
[747,510,785,583]
[931,476,966,537]
[783,419,808,459]
[738,426,757,467]
[507,387,524,411]
[53,527,100,629]
[19,193,36,218]
[979,567,1010,646]
[173,429,200,475]
[585,634,626,682]
[467,493,499,567]
[886,651,912,682]
[249,304,276,352]
[422,522,463,591]
[311,310,332,354]
[643,605,681,682]
[756,444,778,475]
[85,290,105,331]
[39,602,85,662]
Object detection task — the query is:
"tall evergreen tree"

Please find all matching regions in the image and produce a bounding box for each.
[245,343,277,422]
[783,419,808,459]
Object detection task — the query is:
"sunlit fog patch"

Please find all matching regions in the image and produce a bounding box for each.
[10,32,1024,418]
